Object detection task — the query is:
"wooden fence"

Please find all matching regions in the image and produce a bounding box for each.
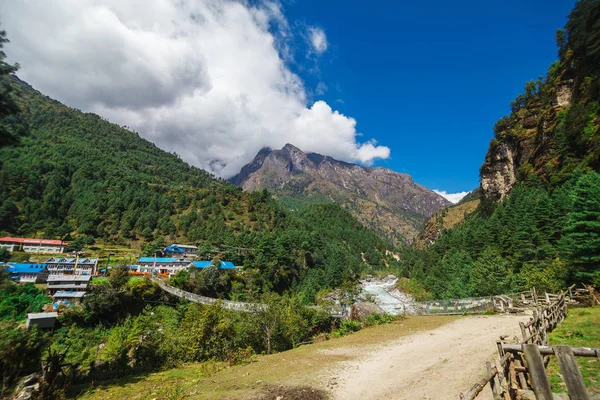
[413,291,537,316]
[460,291,600,400]
[518,292,567,346]
[568,284,600,307]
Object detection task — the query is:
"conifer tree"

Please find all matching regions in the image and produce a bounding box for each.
[0,26,19,147]
[562,171,600,285]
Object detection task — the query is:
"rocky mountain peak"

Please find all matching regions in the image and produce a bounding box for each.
[230,144,451,242]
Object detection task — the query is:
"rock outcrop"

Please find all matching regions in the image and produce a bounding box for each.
[12,374,41,400]
[480,143,517,201]
[230,144,451,242]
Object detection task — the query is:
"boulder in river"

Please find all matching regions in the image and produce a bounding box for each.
[350,302,385,321]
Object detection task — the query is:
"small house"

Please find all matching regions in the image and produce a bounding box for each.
[133,257,190,276]
[6,263,49,283]
[45,257,98,276]
[0,237,68,253]
[26,312,58,329]
[46,274,91,296]
[164,244,198,258]
[191,260,236,270]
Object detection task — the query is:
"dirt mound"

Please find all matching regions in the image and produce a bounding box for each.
[251,385,328,400]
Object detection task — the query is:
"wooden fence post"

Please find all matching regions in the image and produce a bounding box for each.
[554,345,590,400]
[522,344,554,400]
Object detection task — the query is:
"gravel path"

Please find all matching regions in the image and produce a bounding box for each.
[329,314,528,400]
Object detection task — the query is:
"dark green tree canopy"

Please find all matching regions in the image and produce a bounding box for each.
[0,26,20,147]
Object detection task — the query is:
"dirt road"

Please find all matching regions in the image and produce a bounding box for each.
[328,315,528,400]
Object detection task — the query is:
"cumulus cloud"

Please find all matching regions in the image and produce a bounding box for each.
[0,0,388,178]
[308,26,328,54]
[433,190,470,204]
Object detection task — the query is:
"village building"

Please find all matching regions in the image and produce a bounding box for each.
[0,237,68,253]
[46,274,91,304]
[45,257,98,276]
[6,262,49,283]
[191,260,236,270]
[164,243,198,258]
[133,257,190,276]
[53,291,87,303]
[131,258,236,276]
[26,312,58,329]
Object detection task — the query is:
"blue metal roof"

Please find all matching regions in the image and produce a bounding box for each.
[165,245,185,253]
[137,257,187,263]
[191,260,235,269]
[7,263,47,274]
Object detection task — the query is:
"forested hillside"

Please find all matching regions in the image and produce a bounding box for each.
[0,77,391,301]
[402,0,600,298]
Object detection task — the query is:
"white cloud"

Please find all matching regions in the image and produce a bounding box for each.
[0,0,388,178]
[308,26,328,54]
[433,190,470,204]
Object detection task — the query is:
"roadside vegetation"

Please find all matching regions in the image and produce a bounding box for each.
[547,306,600,395]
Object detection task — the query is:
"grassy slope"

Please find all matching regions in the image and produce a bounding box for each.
[75,316,455,400]
[414,199,480,249]
[547,306,600,395]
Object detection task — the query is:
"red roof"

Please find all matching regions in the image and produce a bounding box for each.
[0,237,68,246]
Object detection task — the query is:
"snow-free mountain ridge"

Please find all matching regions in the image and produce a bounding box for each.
[230,144,451,242]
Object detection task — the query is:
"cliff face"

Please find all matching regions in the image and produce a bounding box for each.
[480,0,600,200]
[480,142,517,200]
[230,144,451,242]
[479,72,580,201]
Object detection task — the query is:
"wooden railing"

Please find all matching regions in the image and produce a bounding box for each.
[568,284,600,307]
[459,291,600,399]
[518,292,568,346]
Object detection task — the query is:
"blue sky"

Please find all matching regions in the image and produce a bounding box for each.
[284,0,576,193]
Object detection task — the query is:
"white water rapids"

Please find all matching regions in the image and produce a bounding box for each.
[360,275,416,315]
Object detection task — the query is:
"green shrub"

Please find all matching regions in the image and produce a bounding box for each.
[362,312,396,327]
[0,284,51,321]
[331,320,361,338]
[395,278,429,301]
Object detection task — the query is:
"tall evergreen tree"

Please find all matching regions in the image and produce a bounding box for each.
[0,25,19,147]
[562,171,600,285]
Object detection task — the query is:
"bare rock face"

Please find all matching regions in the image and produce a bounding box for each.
[480,143,517,201]
[12,374,41,400]
[229,144,451,242]
[554,80,574,107]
